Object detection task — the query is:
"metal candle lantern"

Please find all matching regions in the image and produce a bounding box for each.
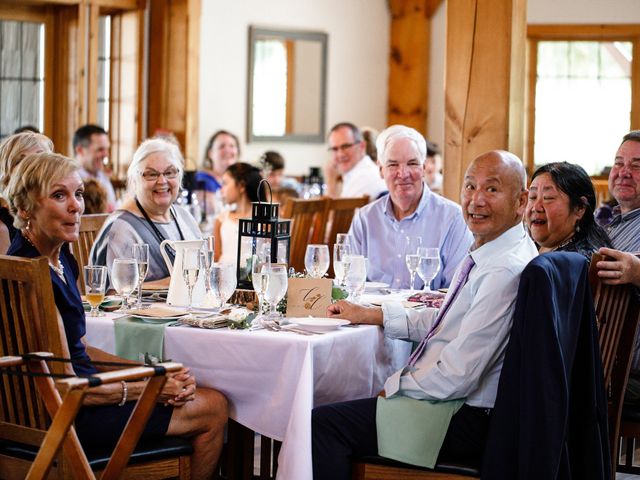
[236,180,291,289]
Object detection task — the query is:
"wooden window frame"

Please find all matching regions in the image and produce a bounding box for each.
[525,24,640,174]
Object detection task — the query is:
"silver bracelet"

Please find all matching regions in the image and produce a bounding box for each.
[118,380,128,407]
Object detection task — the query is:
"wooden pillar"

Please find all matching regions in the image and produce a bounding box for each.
[443,0,527,200]
[387,0,442,136]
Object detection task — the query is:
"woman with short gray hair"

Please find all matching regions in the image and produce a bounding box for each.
[90,137,201,284]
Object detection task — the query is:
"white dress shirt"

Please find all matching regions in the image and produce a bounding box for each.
[382,223,538,408]
[341,155,387,200]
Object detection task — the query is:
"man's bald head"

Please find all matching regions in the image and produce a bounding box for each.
[461,150,528,248]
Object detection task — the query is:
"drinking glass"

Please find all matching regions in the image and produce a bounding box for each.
[333,243,352,287]
[304,244,330,278]
[262,265,288,320]
[252,254,270,316]
[404,236,423,291]
[84,265,107,317]
[201,237,215,295]
[210,263,237,311]
[344,254,367,303]
[335,233,353,249]
[181,247,202,313]
[416,247,441,291]
[111,258,139,313]
[132,243,149,308]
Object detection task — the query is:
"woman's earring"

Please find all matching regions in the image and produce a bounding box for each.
[575,224,581,233]
[25,218,31,231]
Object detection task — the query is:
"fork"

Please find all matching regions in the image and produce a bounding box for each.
[263,321,317,336]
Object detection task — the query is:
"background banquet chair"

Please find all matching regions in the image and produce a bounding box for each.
[281,197,329,273]
[323,196,368,277]
[353,252,609,480]
[0,255,193,479]
[70,213,109,295]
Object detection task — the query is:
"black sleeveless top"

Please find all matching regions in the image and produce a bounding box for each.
[0,206,17,242]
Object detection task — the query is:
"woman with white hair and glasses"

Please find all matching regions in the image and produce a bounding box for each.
[90,138,202,283]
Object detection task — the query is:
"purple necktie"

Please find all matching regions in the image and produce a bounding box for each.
[407,254,476,367]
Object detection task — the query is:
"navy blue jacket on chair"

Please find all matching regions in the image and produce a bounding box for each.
[482,252,610,479]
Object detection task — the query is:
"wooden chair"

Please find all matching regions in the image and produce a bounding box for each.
[587,253,640,476]
[0,353,184,480]
[324,195,368,247]
[281,198,329,273]
[591,178,610,207]
[0,255,192,479]
[70,214,109,295]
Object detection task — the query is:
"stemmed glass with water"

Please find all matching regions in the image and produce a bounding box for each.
[210,263,237,312]
[201,236,215,298]
[344,254,367,303]
[404,236,423,291]
[181,247,202,313]
[333,243,352,287]
[262,264,288,320]
[416,247,441,291]
[304,244,330,278]
[84,265,107,317]
[111,258,139,313]
[132,243,149,308]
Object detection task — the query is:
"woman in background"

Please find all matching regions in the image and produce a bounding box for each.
[214,162,265,264]
[195,130,240,216]
[525,161,611,259]
[0,131,53,253]
[82,178,108,214]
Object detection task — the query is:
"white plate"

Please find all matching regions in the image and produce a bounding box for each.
[131,314,185,323]
[365,281,389,289]
[292,318,351,331]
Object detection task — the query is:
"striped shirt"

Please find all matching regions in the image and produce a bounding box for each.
[607,207,640,253]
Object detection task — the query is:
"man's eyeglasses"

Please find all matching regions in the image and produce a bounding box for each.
[141,168,179,182]
[327,142,358,153]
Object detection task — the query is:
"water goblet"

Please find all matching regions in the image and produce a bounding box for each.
[252,254,270,317]
[344,254,367,303]
[181,247,202,313]
[201,238,215,294]
[262,265,288,320]
[111,258,139,313]
[84,265,107,317]
[333,243,352,287]
[404,236,423,291]
[304,244,330,278]
[210,263,237,312]
[416,247,441,291]
[132,243,149,308]
[335,233,353,249]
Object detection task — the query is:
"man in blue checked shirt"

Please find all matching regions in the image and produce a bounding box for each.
[347,125,473,290]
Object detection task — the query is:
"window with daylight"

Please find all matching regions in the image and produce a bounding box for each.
[0,19,44,138]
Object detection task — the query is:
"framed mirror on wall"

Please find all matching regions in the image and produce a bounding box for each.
[247,26,328,143]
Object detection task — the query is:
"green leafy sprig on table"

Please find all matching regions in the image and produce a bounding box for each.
[228,312,257,330]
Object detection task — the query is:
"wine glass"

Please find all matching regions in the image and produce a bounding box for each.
[404,236,422,291]
[252,253,270,317]
[132,243,149,308]
[416,247,441,291]
[262,265,288,320]
[210,263,237,312]
[181,247,202,313]
[304,244,330,278]
[84,265,107,317]
[335,233,353,249]
[333,242,352,287]
[201,237,215,295]
[344,254,367,303]
[111,258,139,313]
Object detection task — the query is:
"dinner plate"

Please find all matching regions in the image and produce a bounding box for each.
[293,318,350,331]
[365,281,389,289]
[131,314,185,323]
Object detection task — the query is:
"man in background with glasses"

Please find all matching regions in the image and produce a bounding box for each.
[324,122,387,200]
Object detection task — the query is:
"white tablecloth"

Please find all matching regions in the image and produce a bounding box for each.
[84,315,411,479]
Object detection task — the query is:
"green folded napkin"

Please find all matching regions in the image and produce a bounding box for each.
[113,317,175,362]
[376,395,464,468]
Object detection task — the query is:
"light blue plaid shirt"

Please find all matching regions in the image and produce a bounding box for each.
[347,184,473,289]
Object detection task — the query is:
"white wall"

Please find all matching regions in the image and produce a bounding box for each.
[198,0,390,176]
[426,0,640,150]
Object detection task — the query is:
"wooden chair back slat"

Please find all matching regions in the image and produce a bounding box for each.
[70,214,109,295]
[588,253,640,476]
[281,198,329,273]
[324,196,368,247]
[591,179,610,207]
[0,256,63,436]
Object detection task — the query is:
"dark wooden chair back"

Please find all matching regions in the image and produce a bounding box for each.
[281,198,329,273]
[588,253,640,475]
[324,196,368,247]
[70,214,109,295]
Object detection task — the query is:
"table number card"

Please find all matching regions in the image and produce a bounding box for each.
[286,278,333,317]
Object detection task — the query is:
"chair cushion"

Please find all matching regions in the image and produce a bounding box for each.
[357,455,481,477]
[0,436,192,470]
